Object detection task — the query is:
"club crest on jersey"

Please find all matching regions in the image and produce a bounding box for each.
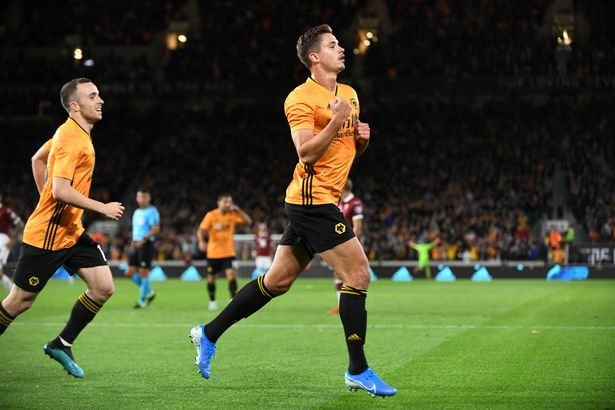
[29,276,40,286]
[350,98,359,109]
[335,223,346,234]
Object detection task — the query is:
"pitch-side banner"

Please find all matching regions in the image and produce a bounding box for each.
[569,244,615,265]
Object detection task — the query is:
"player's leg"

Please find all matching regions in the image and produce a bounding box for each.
[43,264,113,378]
[0,237,13,291]
[0,268,13,292]
[135,242,155,308]
[125,246,141,286]
[0,285,39,334]
[44,236,113,377]
[224,264,238,299]
[424,263,432,280]
[320,238,396,397]
[206,260,219,311]
[320,237,370,372]
[135,267,153,308]
[1,242,60,334]
[207,273,218,311]
[327,270,343,314]
[190,244,311,379]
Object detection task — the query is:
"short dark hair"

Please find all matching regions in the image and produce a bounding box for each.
[137,187,150,194]
[217,193,231,201]
[60,78,92,112]
[296,24,333,69]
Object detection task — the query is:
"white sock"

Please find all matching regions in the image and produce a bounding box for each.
[1,275,12,291]
[59,336,72,347]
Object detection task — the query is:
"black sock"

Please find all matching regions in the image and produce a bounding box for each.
[207,282,216,301]
[58,292,102,344]
[46,337,75,359]
[229,279,238,298]
[339,285,368,375]
[0,302,15,335]
[205,275,275,343]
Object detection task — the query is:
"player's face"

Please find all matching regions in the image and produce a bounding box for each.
[74,82,104,123]
[315,33,345,73]
[218,196,232,211]
[136,191,150,208]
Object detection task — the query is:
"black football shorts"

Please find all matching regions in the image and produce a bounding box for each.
[279,202,355,258]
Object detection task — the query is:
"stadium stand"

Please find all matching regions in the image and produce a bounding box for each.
[0,0,613,264]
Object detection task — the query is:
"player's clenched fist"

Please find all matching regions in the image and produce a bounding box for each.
[330,97,352,124]
[356,119,370,145]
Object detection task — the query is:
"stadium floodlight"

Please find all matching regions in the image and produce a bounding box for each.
[355,29,377,55]
[73,48,83,60]
[557,29,572,46]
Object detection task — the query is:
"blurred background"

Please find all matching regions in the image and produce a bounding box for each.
[0,0,613,276]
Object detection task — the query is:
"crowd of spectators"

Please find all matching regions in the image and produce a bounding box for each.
[0,0,613,92]
[1,1,613,265]
[2,0,180,46]
[3,95,612,264]
[165,0,365,82]
[566,0,615,75]
[365,0,554,78]
[365,0,614,78]
[566,98,615,242]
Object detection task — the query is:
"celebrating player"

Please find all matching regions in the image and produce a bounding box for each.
[0,78,124,378]
[189,25,396,397]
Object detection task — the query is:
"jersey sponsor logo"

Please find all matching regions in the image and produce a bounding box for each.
[335,223,346,234]
[336,114,357,139]
[213,222,231,232]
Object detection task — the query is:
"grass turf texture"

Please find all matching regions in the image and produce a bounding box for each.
[1,278,614,409]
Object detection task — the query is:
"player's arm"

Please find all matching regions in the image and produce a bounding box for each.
[291,97,351,166]
[146,224,160,239]
[8,209,24,238]
[355,119,370,157]
[231,204,252,226]
[136,224,160,247]
[352,216,363,240]
[31,143,50,194]
[52,176,124,220]
[197,227,208,253]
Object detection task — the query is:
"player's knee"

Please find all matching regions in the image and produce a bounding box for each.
[342,259,370,289]
[264,274,293,296]
[4,294,34,316]
[92,283,115,302]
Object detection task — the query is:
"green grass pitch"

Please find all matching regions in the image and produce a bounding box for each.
[1,278,614,409]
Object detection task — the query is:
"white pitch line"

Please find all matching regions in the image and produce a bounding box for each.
[10,322,615,331]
